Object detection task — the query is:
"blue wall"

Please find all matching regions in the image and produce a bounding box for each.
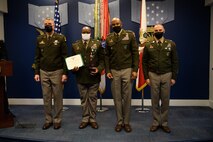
[4,0,210,99]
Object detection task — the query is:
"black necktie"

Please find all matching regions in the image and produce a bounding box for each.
[84,41,87,49]
[158,41,162,48]
[47,35,51,41]
[115,33,119,40]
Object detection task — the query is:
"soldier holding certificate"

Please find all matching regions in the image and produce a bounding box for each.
[71,26,105,129]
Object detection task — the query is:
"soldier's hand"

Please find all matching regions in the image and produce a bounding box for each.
[107,73,113,79]
[170,79,176,86]
[72,66,79,72]
[146,79,150,85]
[62,75,68,83]
[90,67,98,76]
[131,72,137,80]
[34,74,40,82]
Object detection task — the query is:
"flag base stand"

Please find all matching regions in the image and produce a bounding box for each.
[96,107,109,112]
[62,106,69,111]
[136,89,149,113]
[96,94,108,113]
[135,107,149,113]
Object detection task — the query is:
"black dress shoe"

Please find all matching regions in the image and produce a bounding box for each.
[150,125,159,132]
[42,123,53,130]
[90,122,98,129]
[124,124,132,133]
[79,122,88,129]
[161,126,171,133]
[54,123,61,129]
[115,124,122,132]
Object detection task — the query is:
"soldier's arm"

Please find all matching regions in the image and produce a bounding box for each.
[61,35,68,75]
[130,32,139,72]
[34,37,41,75]
[171,41,179,80]
[97,41,105,73]
[105,38,110,74]
[142,44,149,80]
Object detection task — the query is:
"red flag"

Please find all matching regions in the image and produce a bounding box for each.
[98,0,110,95]
[100,0,109,40]
[136,47,146,91]
[136,0,147,91]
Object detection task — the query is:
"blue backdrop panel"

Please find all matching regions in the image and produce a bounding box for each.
[4,0,210,99]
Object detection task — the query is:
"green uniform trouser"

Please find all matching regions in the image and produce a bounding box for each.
[149,72,172,127]
[40,69,64,124]
[77,83,99,123]
[111,68,132,125]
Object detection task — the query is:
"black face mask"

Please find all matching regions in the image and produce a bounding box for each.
[45,25,53,33]
[154,32,163,39]
[112,26,121,33]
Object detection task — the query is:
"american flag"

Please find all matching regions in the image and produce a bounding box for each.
[54,0,61,33]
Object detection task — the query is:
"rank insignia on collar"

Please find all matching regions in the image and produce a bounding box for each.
[39,41,45,44]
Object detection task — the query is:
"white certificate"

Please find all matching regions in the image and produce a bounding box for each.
[65,54,84,70]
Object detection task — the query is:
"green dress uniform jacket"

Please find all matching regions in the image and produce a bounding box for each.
[142,39,179,80]
[105,29,139,73]
[34,33,68,75]
[71,39,105,84]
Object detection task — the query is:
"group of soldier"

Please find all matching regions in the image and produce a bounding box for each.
[33,17,179,133]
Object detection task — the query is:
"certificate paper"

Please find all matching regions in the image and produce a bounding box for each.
[65,54,84,70]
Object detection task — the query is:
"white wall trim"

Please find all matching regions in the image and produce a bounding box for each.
[209,100,213,108]
[9,99,210,107]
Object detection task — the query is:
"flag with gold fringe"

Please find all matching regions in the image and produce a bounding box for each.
[94,0,110,95]
[136,0,147,91]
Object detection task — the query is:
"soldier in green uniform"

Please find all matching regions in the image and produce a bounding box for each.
[34,18,68,130]
[71,26,105,129]
[105,18,139,133]
[142,24,179,133]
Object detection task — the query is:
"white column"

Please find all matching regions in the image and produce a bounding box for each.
[0,13,4,40]
[0,0,7,40]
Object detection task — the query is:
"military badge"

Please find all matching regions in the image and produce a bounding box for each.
[122,34,129,40]
[124,45,127,49]
[54,40,59,45]
[167,43,171,48]
[91,44,97,50]
[39,41,45,45]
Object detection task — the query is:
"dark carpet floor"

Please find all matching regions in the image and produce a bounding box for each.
[0,105,213,142]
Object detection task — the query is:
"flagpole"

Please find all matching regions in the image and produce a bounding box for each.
[135,89,149,113]
[96,92,109,112]
[96,0,109,113]
[54,0,68,111]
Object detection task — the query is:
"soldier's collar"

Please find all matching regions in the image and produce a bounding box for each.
[114,29,123,36]
[46,32,54,38]
[154,37,164,43]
